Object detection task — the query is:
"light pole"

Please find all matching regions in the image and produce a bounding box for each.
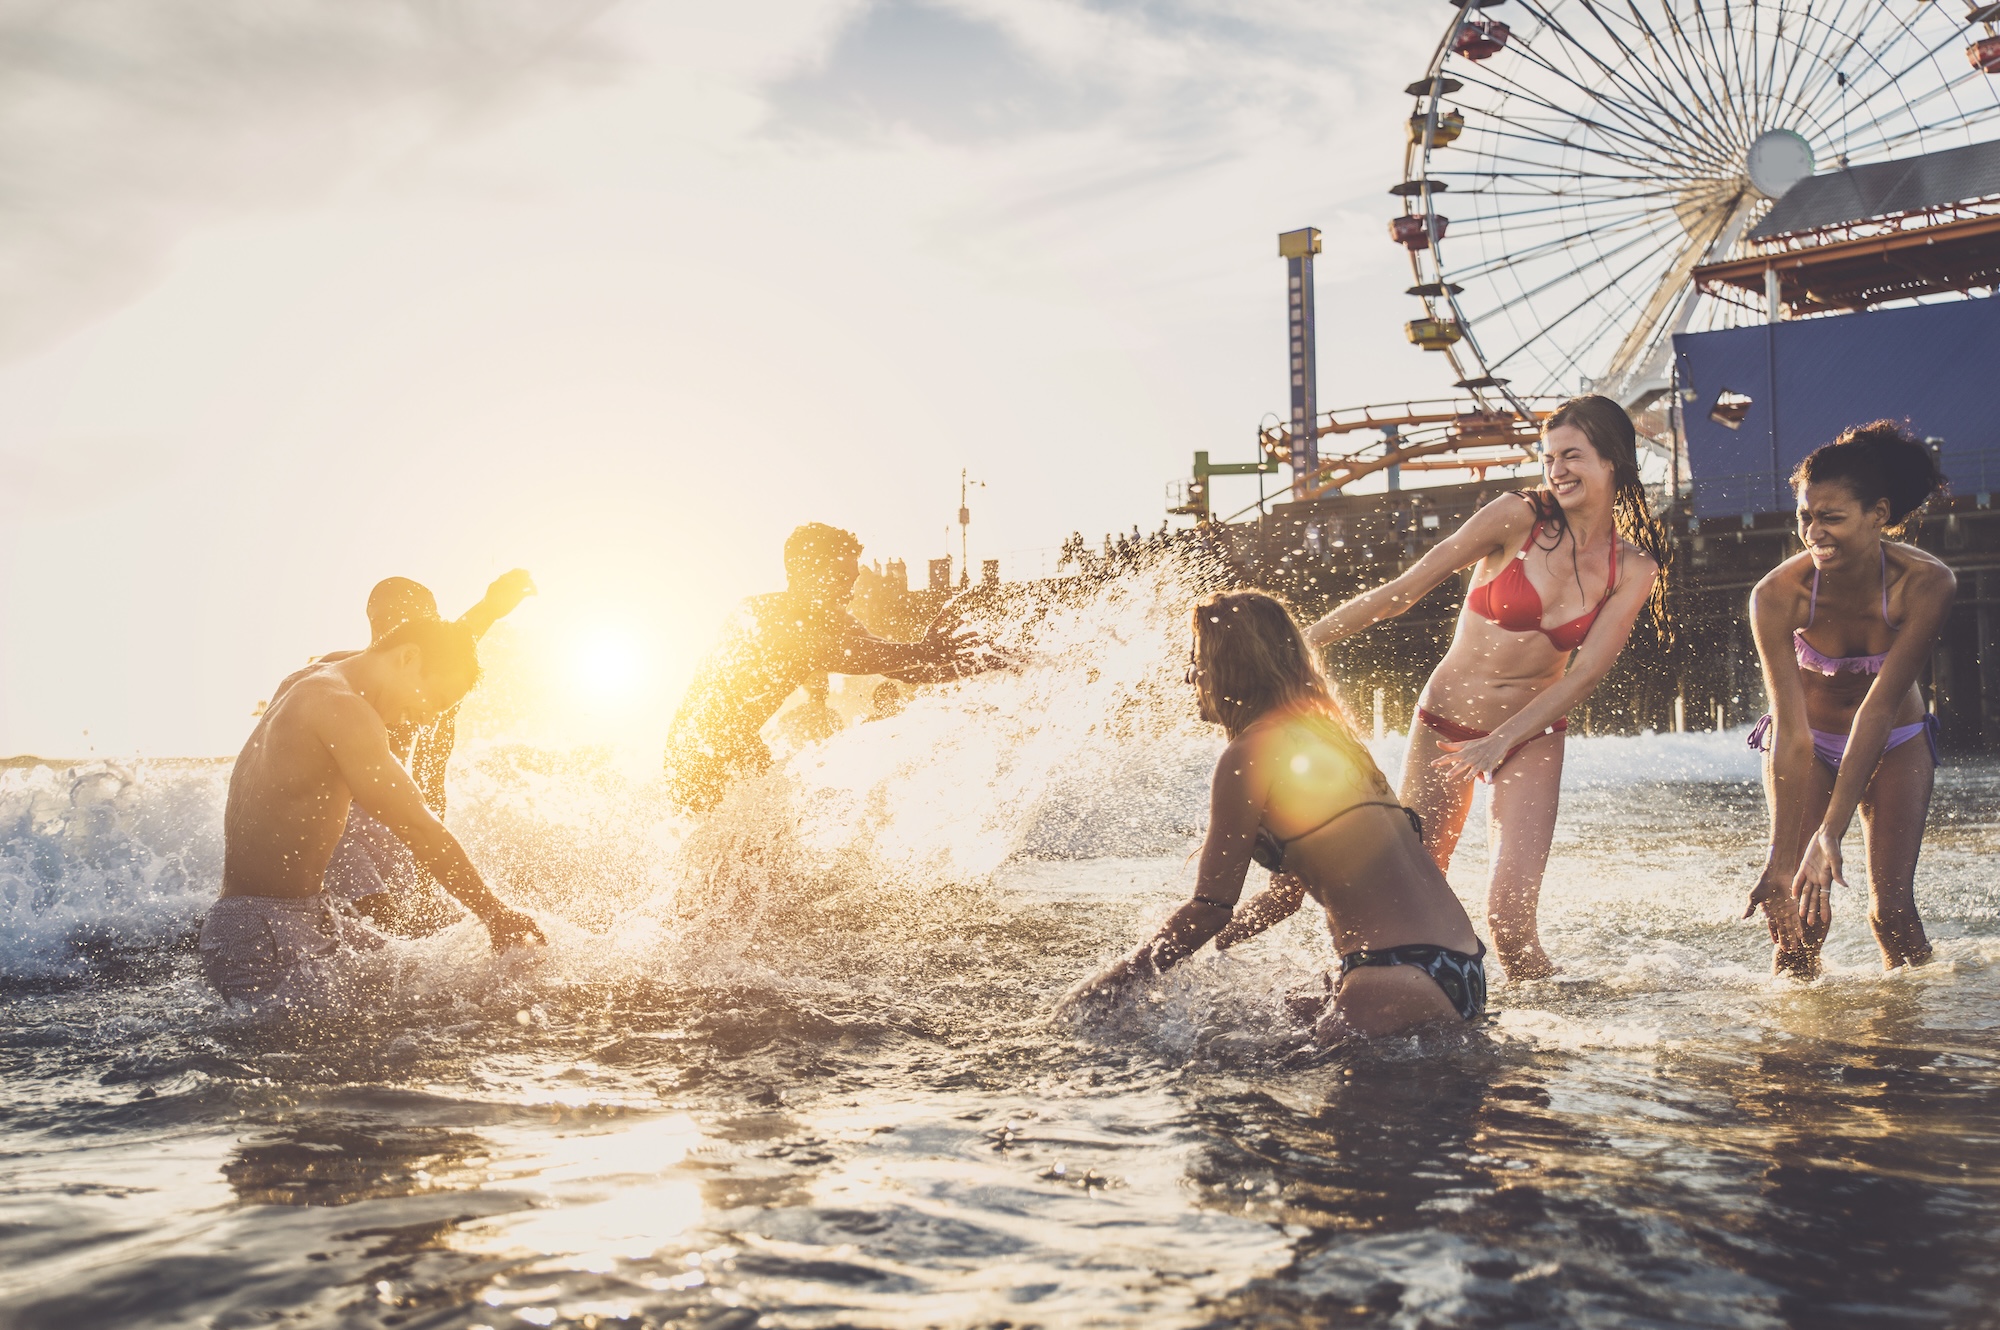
[958,469,984,589]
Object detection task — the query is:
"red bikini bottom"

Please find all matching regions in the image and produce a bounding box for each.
[1414,707,1567,768]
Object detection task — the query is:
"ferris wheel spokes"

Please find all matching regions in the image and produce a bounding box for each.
[1596,191,1760,398]
[1522,2,1750,152]
[1400,0,1998,415]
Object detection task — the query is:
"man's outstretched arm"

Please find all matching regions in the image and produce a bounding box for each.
[314,693,544,948]
[800,621,944,679]
[457,569,537,641]
[809,613,1001,683]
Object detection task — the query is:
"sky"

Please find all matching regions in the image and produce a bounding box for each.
[0,0,1456,757]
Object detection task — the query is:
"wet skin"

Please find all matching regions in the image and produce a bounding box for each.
[1302,424,1659,980]
[665,548,1006,814]
[1060,686,1482,1041]
[325,567,537,804]
[1747,482,1955,975]
[221,646,544,949]
[312,569,539,931]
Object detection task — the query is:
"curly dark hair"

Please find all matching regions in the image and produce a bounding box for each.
[1792,420,1946,535]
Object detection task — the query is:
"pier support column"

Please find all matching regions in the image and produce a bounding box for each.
[1980,571,2000,749]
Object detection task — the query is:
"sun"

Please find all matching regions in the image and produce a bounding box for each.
[575,629,644,700]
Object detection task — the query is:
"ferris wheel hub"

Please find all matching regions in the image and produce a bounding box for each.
[1747,129,1816,201]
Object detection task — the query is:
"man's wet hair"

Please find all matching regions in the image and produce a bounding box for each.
[783,523,864,581]
[367,577,440,641]
[372,616,481,688]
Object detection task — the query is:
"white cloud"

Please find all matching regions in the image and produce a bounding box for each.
[0,0,619,363]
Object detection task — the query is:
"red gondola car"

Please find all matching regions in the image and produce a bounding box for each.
[1390,214,1450,251]
[1970,36,2000,75]
[1453,20,1510,62]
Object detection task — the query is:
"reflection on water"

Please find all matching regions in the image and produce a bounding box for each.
[4,570,2000,1327]
[225,1120,494,1207]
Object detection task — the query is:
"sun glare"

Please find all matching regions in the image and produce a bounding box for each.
[576,630,644,700]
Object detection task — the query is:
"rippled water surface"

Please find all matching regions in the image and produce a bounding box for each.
[6,576,2000,1329]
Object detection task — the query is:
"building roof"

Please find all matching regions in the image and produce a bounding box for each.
[1697,212,2000,314]
[1750,139,2000,239]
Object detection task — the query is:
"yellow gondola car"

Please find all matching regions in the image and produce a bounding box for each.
[1407,108,1465,147]
[1405,318,1464,351]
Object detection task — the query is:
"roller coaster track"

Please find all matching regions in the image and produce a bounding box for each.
[1258,398,1558,503]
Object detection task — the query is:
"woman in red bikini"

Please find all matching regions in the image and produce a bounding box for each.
[1263,396,1668,980]
[1746,423,1952,977]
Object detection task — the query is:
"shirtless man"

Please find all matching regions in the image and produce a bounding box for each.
[320,570,535,932]
[201,617,544,1010]
[361,571,535,810]
[664,522,995,813]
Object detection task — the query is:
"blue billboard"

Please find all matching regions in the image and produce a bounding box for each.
[1673,295,2000,518]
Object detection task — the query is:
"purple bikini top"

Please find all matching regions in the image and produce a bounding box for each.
[1793,546,1893,676]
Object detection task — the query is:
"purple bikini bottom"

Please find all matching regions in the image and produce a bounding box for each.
[1747,712,1940,773]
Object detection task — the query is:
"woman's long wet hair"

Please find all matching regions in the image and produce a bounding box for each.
[1534,394,1674,643]
[1792,420,1946,536]
[1190,590,1390,795]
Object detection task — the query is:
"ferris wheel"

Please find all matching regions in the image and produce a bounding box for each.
[1398,0,2000,430]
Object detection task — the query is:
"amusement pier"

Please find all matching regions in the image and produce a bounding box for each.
[875,2,2000,751]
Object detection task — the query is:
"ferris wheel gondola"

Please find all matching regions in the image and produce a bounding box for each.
[1399,0,2000,444]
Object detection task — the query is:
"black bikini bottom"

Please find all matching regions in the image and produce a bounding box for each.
[1338,940,1487,1021]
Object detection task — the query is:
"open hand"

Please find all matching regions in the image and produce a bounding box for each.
[1430,733,1510,784]
[1054,947,1156,1017]
[1791,827,1846,931]
[483,569,538,618]
[485,906,547,951]
[1745,869,1805,953]
[929,620,1009,674]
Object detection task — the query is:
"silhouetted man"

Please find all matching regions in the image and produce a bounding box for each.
[318,570,535,932]
[665,523,992,813]
[201,619,544,1012]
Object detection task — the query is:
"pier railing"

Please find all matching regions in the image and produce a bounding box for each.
[1690,447,2000,520]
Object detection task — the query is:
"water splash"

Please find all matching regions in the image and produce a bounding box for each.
[0,557,1897,1014]
[8,573,2000,1329]
[0,761,222,982]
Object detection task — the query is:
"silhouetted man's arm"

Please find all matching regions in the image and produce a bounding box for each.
[457,569,537,640]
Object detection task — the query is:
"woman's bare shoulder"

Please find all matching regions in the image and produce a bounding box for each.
[1615,539,1660,580]
[1223,709,1328,766]
[1215,724,1272,768]
[1471,490,1540,528]
[1442,491,1539,559]
[1749,552,1815,618]
[1887,541,1956,596]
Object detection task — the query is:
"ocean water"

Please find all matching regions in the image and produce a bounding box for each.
[5,569,2000,1329]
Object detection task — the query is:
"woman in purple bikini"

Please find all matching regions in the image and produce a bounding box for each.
[1747,422,1953,977]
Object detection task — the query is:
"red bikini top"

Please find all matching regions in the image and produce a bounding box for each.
[1465,500,1619,653]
